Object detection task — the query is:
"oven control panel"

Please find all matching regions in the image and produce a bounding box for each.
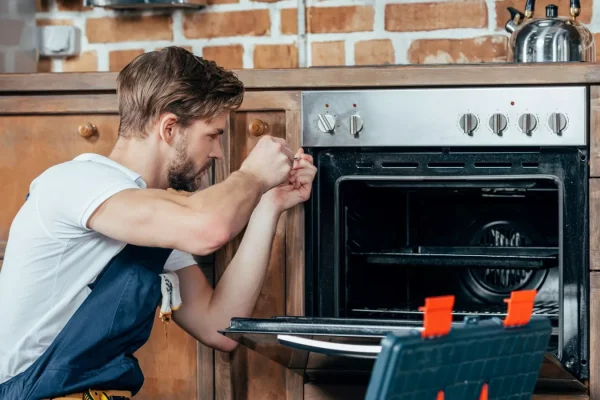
[301,86,587,147]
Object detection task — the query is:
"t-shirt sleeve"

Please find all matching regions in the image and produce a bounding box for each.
[33,160,141,240]
[163,249,197,272]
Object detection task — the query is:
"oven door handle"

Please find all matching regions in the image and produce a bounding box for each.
[277,334,382,359]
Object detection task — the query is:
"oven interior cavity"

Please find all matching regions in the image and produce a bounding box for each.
[338,178,559,348]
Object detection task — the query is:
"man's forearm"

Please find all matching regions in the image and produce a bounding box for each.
[186,170,264,239]
[207,199,281,328]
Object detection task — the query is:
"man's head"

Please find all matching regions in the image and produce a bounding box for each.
[116,46,244,191]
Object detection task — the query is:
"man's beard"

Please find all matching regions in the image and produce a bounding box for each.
[167,138,210,192]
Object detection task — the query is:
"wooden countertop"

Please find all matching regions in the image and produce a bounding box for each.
[2,63,600,92]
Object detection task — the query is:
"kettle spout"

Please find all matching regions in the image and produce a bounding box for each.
[505,7,525,33]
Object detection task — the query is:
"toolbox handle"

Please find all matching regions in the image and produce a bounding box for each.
[277,334,382,359]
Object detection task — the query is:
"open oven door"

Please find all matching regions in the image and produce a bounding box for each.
[219,316,588,393]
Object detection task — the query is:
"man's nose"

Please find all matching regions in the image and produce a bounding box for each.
[211,139,224,160]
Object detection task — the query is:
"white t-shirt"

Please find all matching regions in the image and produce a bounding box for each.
[0,153,197,384]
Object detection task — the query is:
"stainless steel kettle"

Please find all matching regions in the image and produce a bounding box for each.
[504,0,595,62]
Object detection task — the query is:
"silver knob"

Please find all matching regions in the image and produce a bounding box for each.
[349,115,363,136]
[459,113,478,135]
[489,113,508,136]
[548,112,568,135]
[518,113,537,135]
[317,114,336,133]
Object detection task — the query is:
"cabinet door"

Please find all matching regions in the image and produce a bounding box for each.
[0,112,204,400]
[214,91,304,400]
[0,115,120,240]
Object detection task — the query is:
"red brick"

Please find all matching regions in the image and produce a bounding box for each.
[385,1,487,32]
[407,36,508,64]
[495,0,592,27]
[36,19,74,26]
[206,0,238,4]
[63,51,98,72]
[355,39,394,65]
[254,44,298,68]
[156,46,193,53]
[311,41,344,66]
[183,10,270,38]
[109,49,145,72]
[86,15,173,43]
[203,45,244,69]
[37,58,53,73]
[594,34,600,61]
[281,8,298,34]
[309,6,374,34]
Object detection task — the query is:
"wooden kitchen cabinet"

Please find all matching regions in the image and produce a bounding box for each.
[0,114,120,240]
[212,90,304,400]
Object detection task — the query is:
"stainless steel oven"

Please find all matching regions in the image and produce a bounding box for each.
[221,86,589,393]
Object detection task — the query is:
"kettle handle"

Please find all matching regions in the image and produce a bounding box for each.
[570,0,581,18]
[525,0,535,17]
[507,6,525,21]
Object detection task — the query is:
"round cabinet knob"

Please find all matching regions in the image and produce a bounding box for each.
[78,122,96,138]
[489,113,508,136]
[518,113,537,135]
[349,115,363,136]
[548,112,568,135]
[459,113,478,135]
[317,114,336,133]
[248,119,268,136]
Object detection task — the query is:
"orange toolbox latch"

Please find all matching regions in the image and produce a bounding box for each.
[419,295,455,339]
[503,289,537,328]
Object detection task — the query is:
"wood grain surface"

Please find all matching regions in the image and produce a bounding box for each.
[3,63,600,92]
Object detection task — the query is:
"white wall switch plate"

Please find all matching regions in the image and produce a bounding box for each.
[36,25,81,57]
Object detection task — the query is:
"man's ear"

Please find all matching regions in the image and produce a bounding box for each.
[158,113,179,144]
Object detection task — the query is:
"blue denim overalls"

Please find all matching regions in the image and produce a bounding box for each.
[0,242,173,400]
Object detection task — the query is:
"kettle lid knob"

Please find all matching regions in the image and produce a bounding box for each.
[546,4,558,17]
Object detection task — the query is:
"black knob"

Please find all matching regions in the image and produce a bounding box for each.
[546,4,558,17]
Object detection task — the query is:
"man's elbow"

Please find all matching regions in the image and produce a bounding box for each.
[188,217,233,256]
[215,339,239,353]
[203,333,239,353]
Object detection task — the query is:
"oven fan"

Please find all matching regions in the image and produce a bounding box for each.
[459,219,549,304]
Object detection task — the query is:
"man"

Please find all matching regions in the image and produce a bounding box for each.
[0,46,317,400]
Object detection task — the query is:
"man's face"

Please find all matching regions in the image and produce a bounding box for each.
[166,113,227,192]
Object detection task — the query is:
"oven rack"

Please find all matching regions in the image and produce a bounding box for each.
[349,246,558,270]
[350,302,559,320]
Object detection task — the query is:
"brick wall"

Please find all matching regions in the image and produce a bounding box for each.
[36,0,599,73]
[1,0,37,73]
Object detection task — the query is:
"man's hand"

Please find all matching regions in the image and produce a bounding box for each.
[239,135,295,193]
[172,148,316,352]
[260,148,316,213]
